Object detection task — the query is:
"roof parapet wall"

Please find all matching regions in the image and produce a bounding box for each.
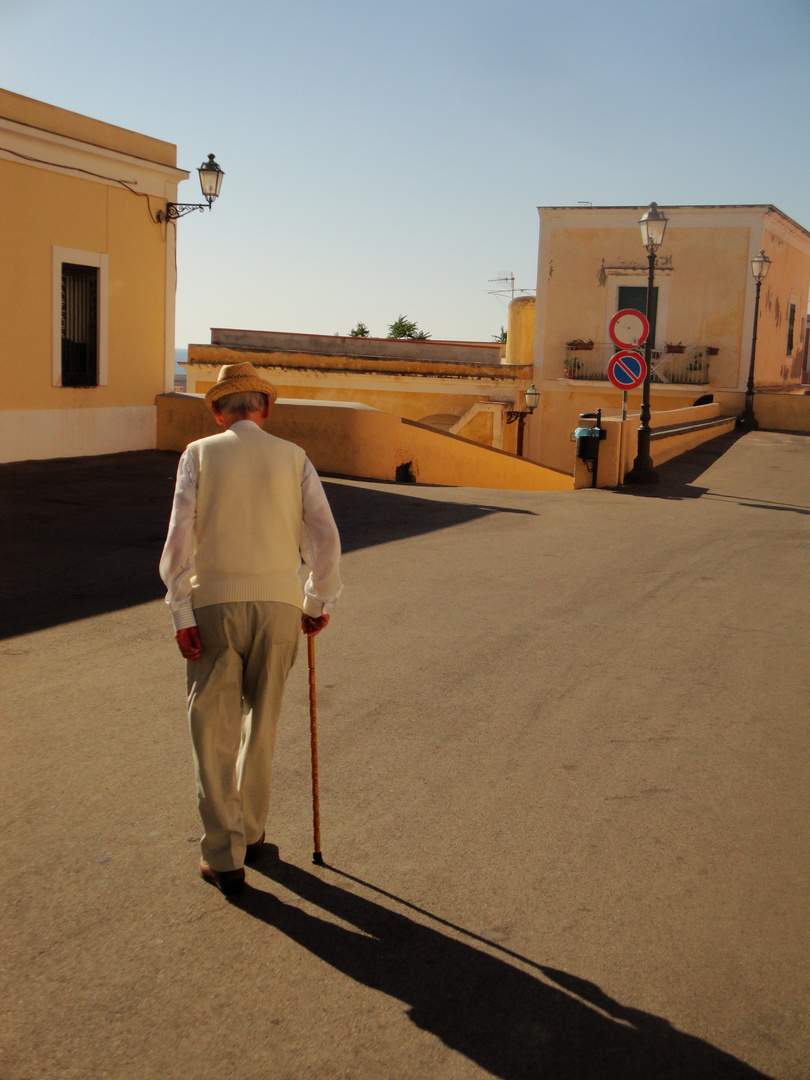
[189,342,525,381]
[209,328,505,367]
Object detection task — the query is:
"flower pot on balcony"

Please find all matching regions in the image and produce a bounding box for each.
[565,340,594,351]
[665,343,686,354]
[705,346,719,356]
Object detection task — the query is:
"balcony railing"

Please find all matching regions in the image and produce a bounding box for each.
[562,342,712,385]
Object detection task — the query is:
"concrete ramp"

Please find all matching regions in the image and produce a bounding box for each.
[157,394,573,492]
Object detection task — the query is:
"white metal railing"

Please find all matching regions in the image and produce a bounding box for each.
[561,342,712,385]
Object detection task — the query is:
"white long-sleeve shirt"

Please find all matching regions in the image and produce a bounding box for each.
[160,422,342,631]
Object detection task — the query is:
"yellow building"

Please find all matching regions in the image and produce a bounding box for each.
[527,204,810,470]
[0,89,188,462]
[184,329,536,454]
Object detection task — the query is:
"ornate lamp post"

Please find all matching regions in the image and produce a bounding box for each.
[738,249,771,431]
[158,154,225,221]
[626,202,668,485]
[506,383,540,457]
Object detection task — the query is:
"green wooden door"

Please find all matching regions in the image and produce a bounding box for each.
[618,285,658,346]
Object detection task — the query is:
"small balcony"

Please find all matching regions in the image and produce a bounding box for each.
[561,342,712,385]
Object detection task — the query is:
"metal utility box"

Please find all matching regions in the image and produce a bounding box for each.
[573,412,606,462]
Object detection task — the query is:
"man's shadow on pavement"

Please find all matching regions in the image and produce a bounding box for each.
[238,854,770,1080]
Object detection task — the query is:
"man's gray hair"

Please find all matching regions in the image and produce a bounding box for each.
[216,390,269,415]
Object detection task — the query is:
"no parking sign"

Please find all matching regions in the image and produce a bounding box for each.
[607,350,647,391]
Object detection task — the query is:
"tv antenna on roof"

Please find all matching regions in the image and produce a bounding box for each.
[488,272,515,300]
[486,273,535,314]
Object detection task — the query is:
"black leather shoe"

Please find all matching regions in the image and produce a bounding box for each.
[244,832,266,863]
[199,859,245,895]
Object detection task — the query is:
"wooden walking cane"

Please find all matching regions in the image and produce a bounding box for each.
[307,634,324,865]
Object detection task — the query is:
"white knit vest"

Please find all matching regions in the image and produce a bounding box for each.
[188,423,306,611]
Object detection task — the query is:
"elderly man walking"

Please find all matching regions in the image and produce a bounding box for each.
[160,362,342,896]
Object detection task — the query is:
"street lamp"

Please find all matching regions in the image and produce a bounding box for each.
[626,202,668,484]
[506,383,540,457]
[157,154,225,222]
[738,249,771,431]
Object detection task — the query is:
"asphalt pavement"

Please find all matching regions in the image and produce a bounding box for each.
[1,429,808,1080]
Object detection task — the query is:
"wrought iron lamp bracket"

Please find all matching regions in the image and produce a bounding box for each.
[157,202,211,222]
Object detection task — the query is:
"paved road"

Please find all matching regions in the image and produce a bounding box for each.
[1,430,808,1079]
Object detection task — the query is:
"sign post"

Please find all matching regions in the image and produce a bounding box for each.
[609,310,650,481]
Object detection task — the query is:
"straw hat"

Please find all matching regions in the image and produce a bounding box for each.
[204,362,278,408]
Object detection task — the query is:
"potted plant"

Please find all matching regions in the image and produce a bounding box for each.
[705,346,719,356]
[563,357,581,378]
[665,341,686,354]
[565,338,594,351]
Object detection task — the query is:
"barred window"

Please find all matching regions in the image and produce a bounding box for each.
[61,263,99,387]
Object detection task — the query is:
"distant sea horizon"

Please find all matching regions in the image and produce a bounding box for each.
[174,346,188,375]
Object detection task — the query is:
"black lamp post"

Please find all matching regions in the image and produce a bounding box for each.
[738,249,771,431]
[626,202,668,484]
[158,154,225,221]
[506,383,540,457]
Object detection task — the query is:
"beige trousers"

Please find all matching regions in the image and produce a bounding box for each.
[187,601,300,871]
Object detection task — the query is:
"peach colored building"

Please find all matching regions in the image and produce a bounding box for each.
[0,88,187,462]
[527,204,810,471]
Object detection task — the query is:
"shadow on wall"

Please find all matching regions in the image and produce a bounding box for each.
[0,451,534,640]
[235,854,770,1080]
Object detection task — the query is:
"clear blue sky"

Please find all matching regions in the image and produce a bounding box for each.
[3,0,809,346]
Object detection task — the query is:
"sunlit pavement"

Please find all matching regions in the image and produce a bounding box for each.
[1,429,808,1080]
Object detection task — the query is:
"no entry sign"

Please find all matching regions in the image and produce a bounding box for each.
[609,308,650,349]
[608,350,647,390]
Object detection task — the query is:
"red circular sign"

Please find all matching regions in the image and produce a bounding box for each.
[608,350,647,391]
[609,309,650,349]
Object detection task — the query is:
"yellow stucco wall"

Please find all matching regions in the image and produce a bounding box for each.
[757,225,810,386]
[190,377,502,423]
[505,295,536,366]
[0,160,169,411]
[156,394,573,492]
[663,226,749,388]
[714,391,810,433]
[453,410,494,445]
[190,382,522,455]
[543,226,621,349]
[541,223,751,381]
[536,384,701,474]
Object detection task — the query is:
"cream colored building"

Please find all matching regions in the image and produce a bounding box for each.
[526,204,810,470]
[0,89,188,462]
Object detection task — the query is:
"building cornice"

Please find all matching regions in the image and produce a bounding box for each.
[537,204,810,243]
[0,114,188,199]
[764,208,810,257]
